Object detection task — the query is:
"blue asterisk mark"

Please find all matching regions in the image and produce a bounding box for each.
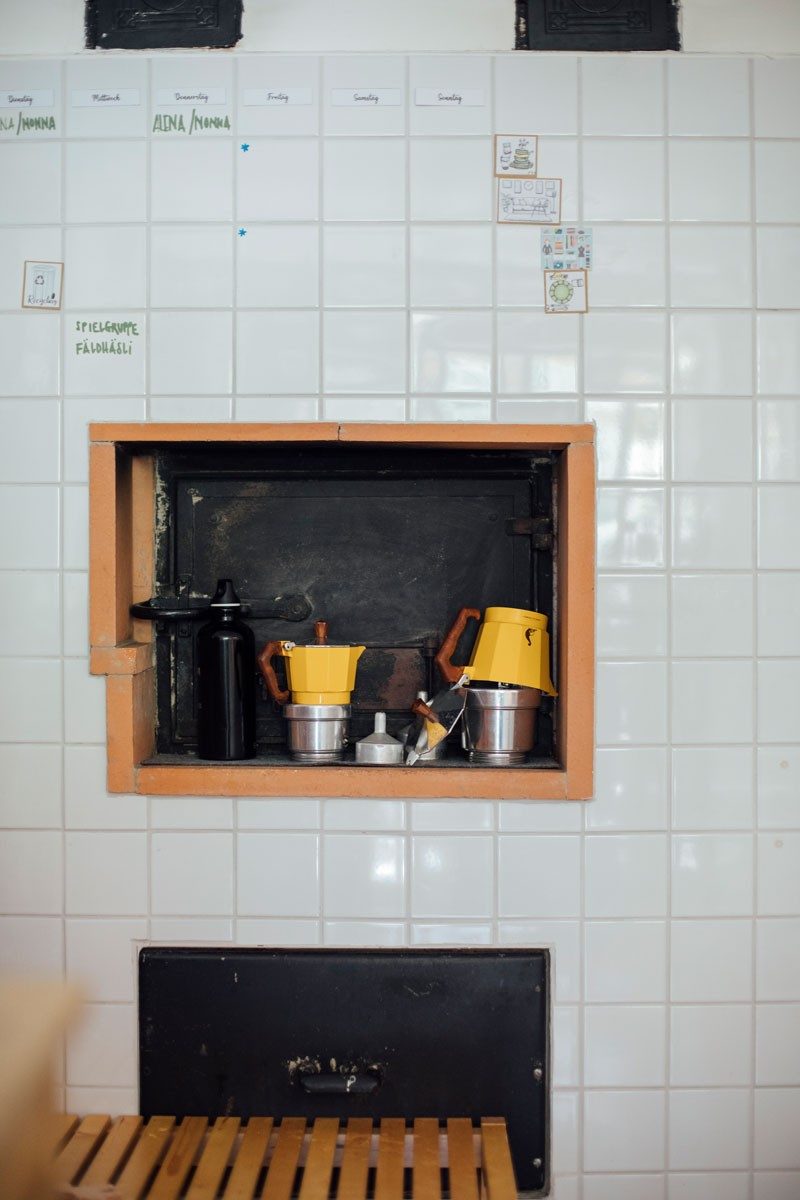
[240,143,250,152]
[238,228,247,237]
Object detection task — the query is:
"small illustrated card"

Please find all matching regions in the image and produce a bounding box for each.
[497,178,561,224]
[21,260,62,310]
[495,134,538,177]
[541,226,593,271]
[544,269,588,314]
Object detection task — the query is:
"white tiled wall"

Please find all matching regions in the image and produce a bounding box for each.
[1,50,800,1197]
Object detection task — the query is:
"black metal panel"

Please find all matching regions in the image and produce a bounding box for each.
[86,0,243,50]
[147,443,557,762]
[517,0,680,51]
[138,947,550,1193]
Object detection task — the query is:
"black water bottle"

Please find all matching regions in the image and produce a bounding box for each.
[196,579,256,760]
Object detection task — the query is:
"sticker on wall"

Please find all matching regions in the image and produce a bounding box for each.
[544,269,588,314]
[243,88,313,106]
[21,260,63,310]
[153,87,232,134]
[494,134,538,177]
[415,88,485,106]
[71,89,141,107]
[331,89,402,106]
[497,178,561,225]
[541,226,593,271]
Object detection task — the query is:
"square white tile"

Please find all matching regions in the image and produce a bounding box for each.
[759,400,800,482]
[412,802,492,833]
[584,1005,666,1087]
[149,54,233,138]
[758,659,800,743]
[0,831,62,915]
[672,398,753,483]
[589,225,666,307]
[589,748,669,831]
[672,746,754,830]
[586,834,668,918]
[496,225,543,307]
[151,225,233,308]
[584,312,667,394]
[498,801,580,834]
[151,140,233,222]
[758,747,800,829]
[66,57,148,138]
[324,139,405,221]
[582,56,664,135]
[239,799,320,830]
[151,396,231,422]
[757,227,800,308]
[668,57,750,136]
[759,486,800,568]
[150,312,231,395]
[66,1003,137,1089]
[0,745,61,829]
[585,920,667,1002]
[236,55,319,137]
[758,831,800,915]
[756,141,800,222]
[671,574,754,657]
[323,834,405,918]
[0,399,59,483]
[672,486,753,569]
[238,919,319,946]
[65,919,146,1003]
[0,570,59,656]
[65,832,147,916]
[238,138,319,221]
[0,226,61,310]
[65,142,146,224]
[596,661,668,745]
[323,55,405,136]
[323,311,406,393]
[0,916,63,974]
[151,832,233,916]
[64,226,147,309]
[669,140,750,222]
[237,311,319,395]
[0,58,62,142]
[409,55,491,136]
[0,484,58,568]
[0,143,61,225]
[597,487,665,569]
[669,1089,750,1171]
[671,1005,753,1086]
[672,832,754,916]
[411,311,492,394]
[497,311,578,395]
[757,1004,800,1085]
[65,312,146,398]
[325,799,404,831]
[0,314,59,397]
[757,918,800,1000]
[671,660,754,744]
[323,225,404,307]
[670,225,753,308]
[755,1090,800,1169]
[63,572,89,656]
[63,658,107,743]
[757,313,800,395]
[672,918,753,1002]
[583,1091,665,1172]
[236,832,319,917]
[583,139,664,221]
[754,57,800,137]
[0,658,61,743]
[498,835,580,918]
[409,139,492,221]
[495,55,578,135]
[410,835,493,918]
[671,311,753,395]
[322,396,405,421]
[584,1178,665,1200]
[410,225,492,307]
[587,400,664,481]
[236,397,318,421]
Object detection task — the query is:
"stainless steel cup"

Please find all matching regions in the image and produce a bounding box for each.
[284,703,350,763]
[460,686,541,766]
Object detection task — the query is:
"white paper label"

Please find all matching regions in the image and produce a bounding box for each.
[155,88,227,106]
[243,87,313,106]
[0,90,54,109]
[71,89,141,107]
[414,88,485,106]
[331,88,402,107]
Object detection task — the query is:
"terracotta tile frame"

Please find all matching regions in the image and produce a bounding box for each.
[89,423,595,800]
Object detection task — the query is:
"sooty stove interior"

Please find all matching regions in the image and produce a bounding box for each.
[150,442,557,765]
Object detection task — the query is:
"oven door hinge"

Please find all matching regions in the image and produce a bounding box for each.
[505,516,553,550]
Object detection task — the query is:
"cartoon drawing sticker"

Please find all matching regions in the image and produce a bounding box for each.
[544,268,588,314]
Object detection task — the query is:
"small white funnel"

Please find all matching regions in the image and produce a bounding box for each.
[355,712,403,765]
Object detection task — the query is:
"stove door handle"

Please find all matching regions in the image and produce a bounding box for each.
[299,1071,380,1096]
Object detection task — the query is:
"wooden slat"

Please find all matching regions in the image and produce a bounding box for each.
[336,1117,373,1200]
[297,1118,339,1200]
[53,1113,110,1184]
[186,1116,241,1200]
[479,1120,517,1200]
[43,1112,79,1159]
[374,1118,406,1200]
[261,1117,306,1200]
[115,1115,176,1200]
[82,1115,144,1185]
[412,1118,441,1200]
[149,1116,208,1200]
[223,1117,273,1200]
[446,1120,479,1200]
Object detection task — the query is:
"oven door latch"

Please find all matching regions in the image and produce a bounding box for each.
[297,1067,382,1096]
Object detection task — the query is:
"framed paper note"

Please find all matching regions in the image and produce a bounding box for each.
[544,269,588,314]
[541,226,593,271]
[21,260,63,310]
[495,133,538,177]
[497,178,561,224]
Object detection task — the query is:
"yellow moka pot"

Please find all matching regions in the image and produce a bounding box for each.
[258,620,365,706]
[435,606,557,695]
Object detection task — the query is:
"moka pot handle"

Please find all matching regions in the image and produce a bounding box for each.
[435,607,481,685]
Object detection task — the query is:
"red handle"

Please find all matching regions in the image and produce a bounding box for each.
[411,698,438,724]
[435,607,481,685]
[257,640,290,705]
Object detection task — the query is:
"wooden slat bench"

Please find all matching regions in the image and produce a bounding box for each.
[51,1116,519,1200]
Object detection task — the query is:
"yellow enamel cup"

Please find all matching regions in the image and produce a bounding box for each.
[436,606,556,695]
